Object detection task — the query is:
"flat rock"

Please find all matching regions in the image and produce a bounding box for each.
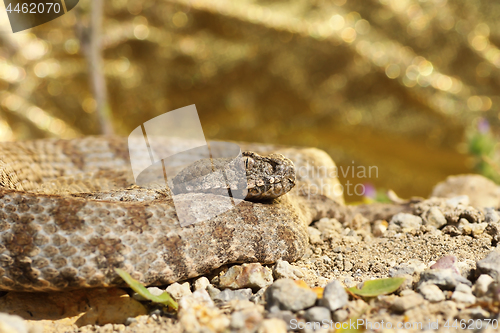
[419,269,471,290]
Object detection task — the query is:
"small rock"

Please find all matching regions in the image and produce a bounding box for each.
[452,290,476,304]
[476,250,500,280]
[391,293,424,313]
[485,208,500,223]
[455,283,473,294]
[304,307,331,323]
[372,220,388,237]
[219,263,273,290]
[473,274,494,297]
[319,280,348,311]
[425,207,447,228]
[457,308,490,320]
[250,287,267,304]
[257,318,287,333]
[265,279,317,311]
[445,195,470,207]
[273,260,304,280]
[166,282,192,301]
[389,213,423,232]
[418,284,445,302]
[315,218,342,238]
[231,309,263,331]
[132,287,164,302]
[178,290,229,333]
[213,289,252,303]
[419,269,471,290]
[0,313,28,333]
[308,227,323,244]
[207,285,221,299]
[194,277,210,291]
[430,255,460,275]
[332,309,349,322]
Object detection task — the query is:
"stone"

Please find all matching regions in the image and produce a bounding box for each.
[455,283,473,294]
[319,280,348,311]
[372,220,388,237]
[273,260,304,280]
[304,307,331,323]
[419,269,471,290]
[219,263,273,290]
[452,290,476,304]
[207,285,221,299]
[132,287,164,302]
[473,274,494,297]
[257,318,287,333]
[431,174,500,208]
[250,288,267,304]
[390,293,424,313]
[213,289,253,303]
[308,226,323,244]
[430,255,460,275]
[485,208,500,223]
[165,282,192,301]
[332,309,349,322]
[194,277,210,291]
[178,290,229,333]
[389,213,423,232]
[230,309,263,332]
[265,279,317,311]
[417,284,445,302]
[425,207,447,228]
[476,250,500,280]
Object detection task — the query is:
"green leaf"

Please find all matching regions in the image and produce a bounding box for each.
[347,277,405,297]
[115,268,178,311]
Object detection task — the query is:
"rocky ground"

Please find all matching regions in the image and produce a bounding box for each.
[1,174,500,333]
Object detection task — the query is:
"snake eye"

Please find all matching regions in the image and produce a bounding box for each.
[243,156,255,169]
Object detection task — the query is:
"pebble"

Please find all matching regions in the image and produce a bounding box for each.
[257,318,287,333]
[389,213,423,232]
[452,284,476,304]
[390,293,424,313]
[319,280,348,311]
[304,306,331,323]
[178,290,229,332]
[473,274,494,297]
[213,288,253,303]
[372,220,388,237]
[476,249,500,280]
[308,227,323,244]
[425,207,447,228]
[0,313,29,333]
[194,277,210,291]
[430,255,460,275]
[332,309,349,322]
[265,279,317,311]
[485,208,500,223]
[230,309,263,331]
[250,287,267,304]
[219,263,273,290]
[165,282,192,301]
[273,260,305,280]
[418,284,445,302]
[132,287,164,302]
[419,269,471,290]
[207,284,222,299]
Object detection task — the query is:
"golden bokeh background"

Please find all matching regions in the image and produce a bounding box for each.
[0,0,499,201]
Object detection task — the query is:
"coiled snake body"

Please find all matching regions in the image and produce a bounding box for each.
[0,137,343,291]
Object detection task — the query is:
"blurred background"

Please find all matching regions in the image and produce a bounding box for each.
[0,0,499,202]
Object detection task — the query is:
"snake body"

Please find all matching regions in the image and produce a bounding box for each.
[0,137,343,291]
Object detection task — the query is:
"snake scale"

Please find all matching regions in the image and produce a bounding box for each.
[0,136,345,291]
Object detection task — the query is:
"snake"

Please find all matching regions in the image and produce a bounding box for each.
[0,136,345,291]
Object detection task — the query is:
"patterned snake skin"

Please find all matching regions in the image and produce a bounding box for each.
[0,137,343,291]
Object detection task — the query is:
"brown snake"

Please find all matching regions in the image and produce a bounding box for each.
[0,136,344,291]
